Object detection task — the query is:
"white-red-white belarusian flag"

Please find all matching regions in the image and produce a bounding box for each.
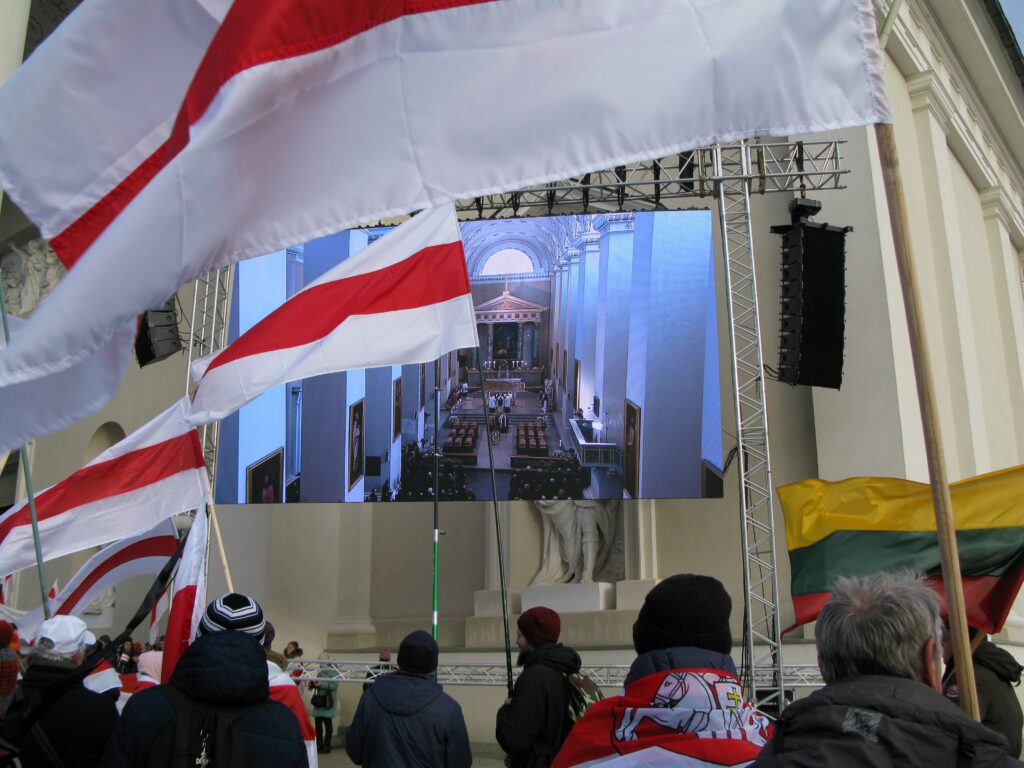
[161,505,209,683]
[268,661,319,768]
[0,0,890,441]
[0,397,208,578]
[188,204,476,424]
[15,519,181,642]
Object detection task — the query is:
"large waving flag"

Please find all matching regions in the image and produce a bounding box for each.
[161,505,209,683]
[14,519,181,642]
[0,0,890,442]
[780,465,1024,634]
[0,397,209,578]
[0,314,136,452]
[188,204,476,424]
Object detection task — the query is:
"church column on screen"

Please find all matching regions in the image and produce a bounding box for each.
[365,366,402,500]
[591,214,634,497]
[626,211,719,499]
[300,229,369,503]
[401,363,426,447]
[560,248,581,413]
[575,230,602,418]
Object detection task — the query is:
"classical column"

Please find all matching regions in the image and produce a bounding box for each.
[516,323,524,361]
[328,506,376,648]
[531,322,540,367]
[486,324,494,364]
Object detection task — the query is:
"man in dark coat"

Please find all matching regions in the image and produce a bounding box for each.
[496,606,581,768]
[345,629,471,767]
[943,626,1024,757]
[753,572,1024,768]
[9,615,118,767]
[100,625,307,767]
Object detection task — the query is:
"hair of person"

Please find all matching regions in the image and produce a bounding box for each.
[816,571,942,684]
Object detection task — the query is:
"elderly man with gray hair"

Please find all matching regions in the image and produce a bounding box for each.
[754,572,1024,767]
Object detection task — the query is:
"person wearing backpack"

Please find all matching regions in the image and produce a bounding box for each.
[552,574,771,768]
[496,606,582,768]
[99,595,307,768]
[309,654,339,753]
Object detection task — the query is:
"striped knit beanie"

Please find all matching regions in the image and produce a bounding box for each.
[196,592,266,642]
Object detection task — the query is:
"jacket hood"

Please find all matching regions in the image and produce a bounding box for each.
[974,640,1023,684]
[782,675,1009,753]
[522,643,582,675]
[170,631,269,706]
[625,646,738,686]
[369,670,444,716]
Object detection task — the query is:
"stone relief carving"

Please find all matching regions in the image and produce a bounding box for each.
[530,499,624,585]
[1,239,65,317]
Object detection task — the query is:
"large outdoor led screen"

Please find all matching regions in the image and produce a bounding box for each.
[214,211,722,504]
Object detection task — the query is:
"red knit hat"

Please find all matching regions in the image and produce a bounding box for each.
[0,621,12,647]
[517,606,561,647]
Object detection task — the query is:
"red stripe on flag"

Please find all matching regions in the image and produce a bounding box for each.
[162,584,198,684]
[48,0,490,270]
[786,563,1024,636]
[203,241,469,375]
[0,431,204,544]
[56,536,180,616]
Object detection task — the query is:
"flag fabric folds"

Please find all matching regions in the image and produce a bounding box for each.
[0,397,209,578]
[0,0,891,442]
[188,204,477,424]
[0,315,136,453]
[779,465,1024,634]
[161,505,209,683]
[15,519,180,642]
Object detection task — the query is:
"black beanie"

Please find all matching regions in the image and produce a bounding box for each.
[398,630,439,675]
[632,574,732,655]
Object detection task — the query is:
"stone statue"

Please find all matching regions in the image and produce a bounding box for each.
[530,499,621,585]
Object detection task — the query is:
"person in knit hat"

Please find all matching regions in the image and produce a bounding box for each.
[553,575,771,768]
[0,621,19,718]
[497,606,582,768]
[346,629,471,767]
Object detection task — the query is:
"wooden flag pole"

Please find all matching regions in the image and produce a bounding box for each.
[206,501,235,593]
[874,122,979,720]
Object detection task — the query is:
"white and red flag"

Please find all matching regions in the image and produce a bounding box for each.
[188,204,476,424]
[15,519,180,642]
[0,0,890,441]
[161,505,209,683]
[0,397,208,578]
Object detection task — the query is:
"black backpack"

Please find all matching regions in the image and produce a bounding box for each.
[147,685,260,768]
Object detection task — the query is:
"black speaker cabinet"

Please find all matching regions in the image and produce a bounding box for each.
[773,210,850,390]
[135,299,183,367]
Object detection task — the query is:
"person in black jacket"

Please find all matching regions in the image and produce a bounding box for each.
[943,625,1024,757]
[345,629,471,768]
[100,630,307,767]
[10,615,118,768]
[753,572,1024,768]
[496,606,581,768]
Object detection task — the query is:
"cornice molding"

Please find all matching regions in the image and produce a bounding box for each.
[980,187,1024,248]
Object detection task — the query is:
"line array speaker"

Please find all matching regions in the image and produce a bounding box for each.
[772,200,850,390]
[135,299,183,367]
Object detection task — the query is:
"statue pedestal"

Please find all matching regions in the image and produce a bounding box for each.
[615,579,658,610]
[521,582,615,613]
[473,589,522,617]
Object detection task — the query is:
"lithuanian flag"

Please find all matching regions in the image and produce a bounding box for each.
[780,465,1024,634]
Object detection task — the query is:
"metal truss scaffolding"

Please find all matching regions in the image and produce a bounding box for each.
[187,141,846,704]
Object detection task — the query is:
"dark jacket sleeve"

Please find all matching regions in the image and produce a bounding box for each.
[344,691,368,765]
[446,701,473,768]
[99,687,173,768]
[496,670,549,755]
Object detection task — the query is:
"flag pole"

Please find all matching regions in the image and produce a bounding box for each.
[432,358,441,641]
[874,122,979,720]
[475,354,514,696]
[0,269,51,619]
[206,501,234,593]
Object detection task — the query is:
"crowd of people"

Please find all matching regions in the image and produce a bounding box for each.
[509,458,590,500]
[394,443,478,502]
[0,571,1021,767]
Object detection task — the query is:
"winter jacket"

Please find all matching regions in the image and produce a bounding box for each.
[345,670,471,768]
[496,644,581,768]
[753,674,1024,768]
[554,647,770,768]
[12,659,119,768]
[311,668,340,719]
[99,631,307,768]
[944,640,1024,757]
